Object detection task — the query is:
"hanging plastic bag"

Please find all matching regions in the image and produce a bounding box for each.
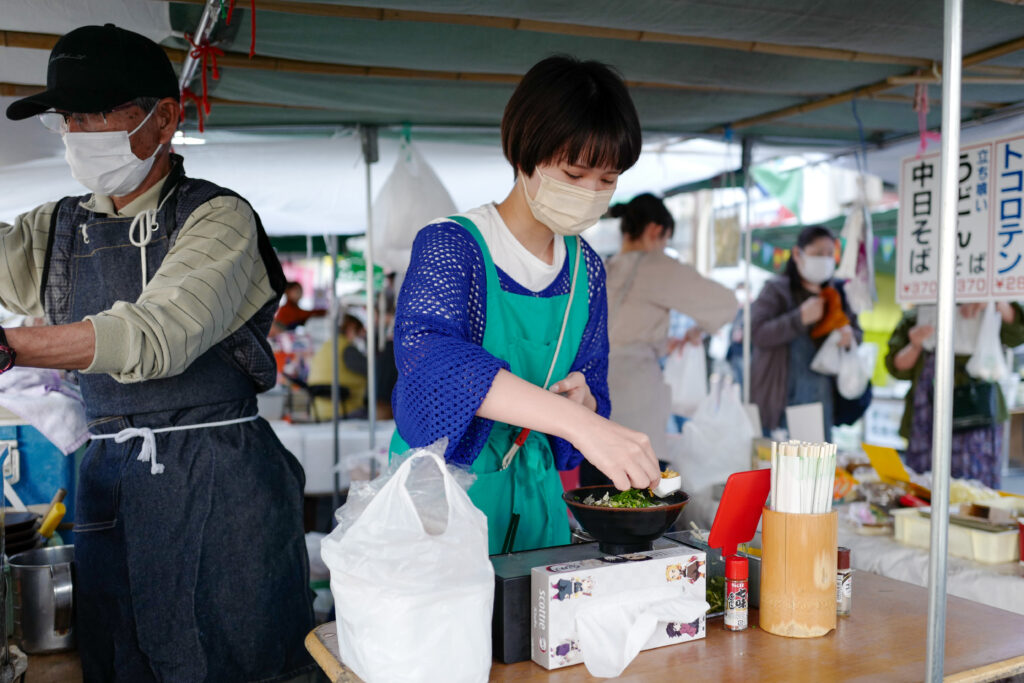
[663,344,707,418]
[836,344,870,400]
[372,141,458,273]
[966,302,1010,382]
[321,441,494,683]
[669,376,753,502]
[809,330,842,376]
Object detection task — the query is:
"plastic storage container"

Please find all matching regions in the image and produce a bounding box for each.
[892,508,1019,564]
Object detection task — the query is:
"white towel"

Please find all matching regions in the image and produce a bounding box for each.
[0,367,88,455]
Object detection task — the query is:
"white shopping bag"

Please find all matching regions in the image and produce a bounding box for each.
[836,344,870,400]
[371,141,458,273]
[966,302,1010,382]
[664,344,707,418]
[809,330,842,376]
[670,376,753,500]
[321,444,494,683]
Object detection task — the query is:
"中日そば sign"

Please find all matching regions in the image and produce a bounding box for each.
[897,133,1024,303]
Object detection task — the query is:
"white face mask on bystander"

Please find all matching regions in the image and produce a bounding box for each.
[797,255,836,284]
[62,106,161,196]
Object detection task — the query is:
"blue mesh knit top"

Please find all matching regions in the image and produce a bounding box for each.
[392,218,610,470]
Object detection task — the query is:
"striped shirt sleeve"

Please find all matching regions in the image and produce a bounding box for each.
[84,195,275,383]
[0,202,57,318]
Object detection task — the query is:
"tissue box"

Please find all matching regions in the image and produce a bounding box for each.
[531,545,706,670]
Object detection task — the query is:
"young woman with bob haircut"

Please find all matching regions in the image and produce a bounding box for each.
[390,55,660,553]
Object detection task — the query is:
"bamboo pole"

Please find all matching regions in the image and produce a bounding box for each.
[165,0,936,68]
[710,31,1024,134]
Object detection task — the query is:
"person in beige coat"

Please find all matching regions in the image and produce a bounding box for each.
[580,194,736,485]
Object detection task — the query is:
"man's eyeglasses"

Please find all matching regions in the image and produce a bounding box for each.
[37,101,146,134]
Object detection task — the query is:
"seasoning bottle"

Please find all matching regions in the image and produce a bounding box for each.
[724,555,748,631]
[836,547,852,616]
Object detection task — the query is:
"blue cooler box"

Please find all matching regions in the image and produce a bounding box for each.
[0,424,77,539]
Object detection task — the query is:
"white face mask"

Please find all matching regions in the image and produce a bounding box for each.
[521,170,615,236]
[62,106,162,197]
[797,254,836,284]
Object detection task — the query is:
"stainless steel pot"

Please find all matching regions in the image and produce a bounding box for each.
[9,545,74,653]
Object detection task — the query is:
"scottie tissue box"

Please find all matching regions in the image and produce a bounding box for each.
[531,545,707,671]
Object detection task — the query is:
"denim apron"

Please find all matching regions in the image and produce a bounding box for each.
[785,332,835,442]
[48,168,314,682]
[391,216,589,554]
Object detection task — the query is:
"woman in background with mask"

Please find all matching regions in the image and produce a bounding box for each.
[750,225,861,441]
[580,193,735,486]
[390,56,660,554]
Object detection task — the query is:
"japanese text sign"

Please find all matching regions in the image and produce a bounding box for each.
[897,133,1024,302]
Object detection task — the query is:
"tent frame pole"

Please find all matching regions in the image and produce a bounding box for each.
[361,126,380,468]
[741,138,754,407]
[329,234,341,514]
[177,0,221,92]
[926,0,963,679]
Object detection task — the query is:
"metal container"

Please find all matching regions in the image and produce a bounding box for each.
[9,545,75,653]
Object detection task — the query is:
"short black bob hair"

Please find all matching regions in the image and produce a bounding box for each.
[501,55,642,178]
[785,224,835,288]
[610,193,675,240]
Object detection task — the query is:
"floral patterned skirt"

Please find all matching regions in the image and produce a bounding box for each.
[905,354,1002,489]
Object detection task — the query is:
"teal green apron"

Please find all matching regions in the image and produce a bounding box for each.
[391,216,590,554]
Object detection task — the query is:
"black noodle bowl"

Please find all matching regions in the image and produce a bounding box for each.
[563,485,689,555]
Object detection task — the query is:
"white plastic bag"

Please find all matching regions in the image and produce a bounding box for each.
[809,330,842,376]
[371,141,458,273]
[670,376,754,501]
[321,442,494,683]
[836,344,870,400]
[663,344,707,418]
[966,302,1010,382]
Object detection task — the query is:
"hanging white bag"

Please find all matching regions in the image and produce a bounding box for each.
[371,141,458,273]
[966,302,1010,382]
[836,343,870,400]
[321,443,494,683]
[809,330,842,376]
[669,376,753,503]
[663,343,707,418]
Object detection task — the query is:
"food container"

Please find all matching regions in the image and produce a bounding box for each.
[893,508,1019,564]
[667,530,762,615]
[9,545,75,653]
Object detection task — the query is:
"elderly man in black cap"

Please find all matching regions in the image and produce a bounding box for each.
[0,25,314,682]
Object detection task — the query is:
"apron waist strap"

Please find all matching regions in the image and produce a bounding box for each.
[89,415,259,475]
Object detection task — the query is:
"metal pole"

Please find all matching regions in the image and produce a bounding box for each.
[360,126,379,460]
[741,138,754,407]
[329,234,341,514]
[177,0,222,92]
[925,0,963,680]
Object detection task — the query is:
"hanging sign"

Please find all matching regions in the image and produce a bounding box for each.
[897,133,1024,303]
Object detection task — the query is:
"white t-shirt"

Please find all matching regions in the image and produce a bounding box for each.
[458,203,566,293]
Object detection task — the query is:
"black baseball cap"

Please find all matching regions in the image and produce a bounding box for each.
[6,24,179,121]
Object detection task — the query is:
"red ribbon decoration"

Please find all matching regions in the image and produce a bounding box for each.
[182,33,224,131]
[226,0,257,58]
[180,87,206,133]
[914,84,941,157]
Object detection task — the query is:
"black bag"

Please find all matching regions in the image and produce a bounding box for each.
[952,380,998,431]
[834,382,872,426]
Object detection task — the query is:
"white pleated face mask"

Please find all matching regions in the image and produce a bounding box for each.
[797,254,836,284]
[521,171,615,236]
[62,106,162,197]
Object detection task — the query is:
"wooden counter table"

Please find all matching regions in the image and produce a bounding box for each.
[307,572,1024,682]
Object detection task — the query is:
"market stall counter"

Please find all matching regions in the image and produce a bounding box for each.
[307,571,1024,682]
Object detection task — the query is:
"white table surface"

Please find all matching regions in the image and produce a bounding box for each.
[837,519,1024,616]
